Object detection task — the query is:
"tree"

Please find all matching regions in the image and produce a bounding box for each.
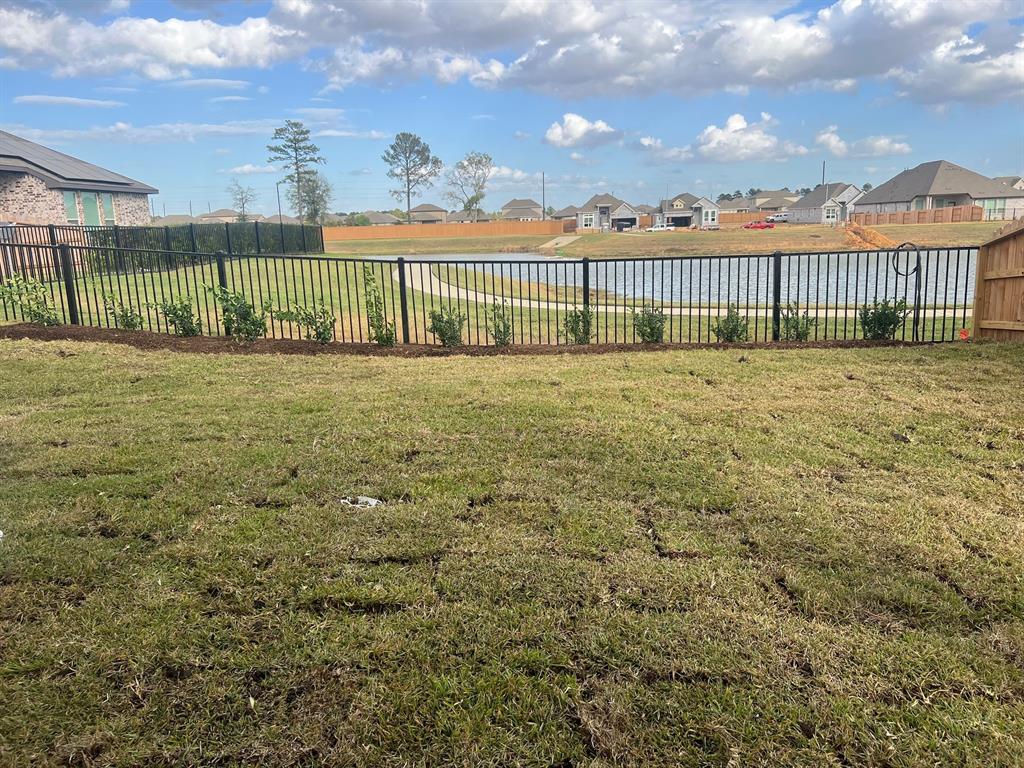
[287,169,333,225]
[797,187,812,196]
[227,180,257,222]
[381,132,443,223]
[746,188,762,198]
[545,206,556,217]
[732,190,743,200]
[267,120,324,222]
[717,192,730,202]
[863,182,874,191]
[443,151,493,222]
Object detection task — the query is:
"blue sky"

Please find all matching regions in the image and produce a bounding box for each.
[1,0,1022,216]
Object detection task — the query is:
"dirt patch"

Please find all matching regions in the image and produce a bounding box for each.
[0,323,930,357]
[845,224,899,250]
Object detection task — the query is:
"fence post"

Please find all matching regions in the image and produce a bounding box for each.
[582,257,591,311]
[163,226,171,251]
[397,257,410,344]
[771,251,782,342]
[188,223,198,253]
[113,225,122,249]
[300,223,308,253]
[319,225,325,253]
[58,244,80,325]
[215,250,228,291]
[255,221,263,254]
[47,224,58,247]
[224,222,233,255]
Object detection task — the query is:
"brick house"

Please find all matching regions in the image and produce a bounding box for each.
[0,130,156,226]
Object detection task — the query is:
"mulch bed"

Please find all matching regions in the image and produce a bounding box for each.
[0,323,930,358]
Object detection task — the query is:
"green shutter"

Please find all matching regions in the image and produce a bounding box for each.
[102,193,116,224]
[63,191,79,223]
[82,193,101,226]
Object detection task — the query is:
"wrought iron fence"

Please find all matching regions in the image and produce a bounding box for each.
[0,243,976,345]
[0,221,324,256]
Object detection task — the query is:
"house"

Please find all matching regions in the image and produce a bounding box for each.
[995,176,1024,191]
[0,129,156,225]
[501,198,543,220]
[718,189,800,214]
[409,203,447,224]
[575,194,644,231]
[788,183,864,225]
[689,197,721,229]
[199,208,264,224]
[361,211,399,226]
[264,214,301,225]
[857,160,1024,218]
[447,209,489,223]
[719,197,753,212]
[550,205,579,221]
[151,214,198,226]
[655,192,700,227]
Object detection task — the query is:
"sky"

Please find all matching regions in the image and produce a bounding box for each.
[1,0,1022,217]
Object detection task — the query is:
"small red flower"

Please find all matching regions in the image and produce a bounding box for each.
[959,328,970,341]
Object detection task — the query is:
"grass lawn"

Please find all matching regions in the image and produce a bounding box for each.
[1,339,1023,765]
[325,234,554,256]
[873,221,1005,247]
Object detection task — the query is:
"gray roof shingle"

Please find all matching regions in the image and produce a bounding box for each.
[859,160,1024,205]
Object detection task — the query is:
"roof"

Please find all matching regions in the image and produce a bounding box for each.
[151,214,196,225]
[578,193,627,213]
[362,211,399,224]
[410,203,445,212]
[718,197,753,210]
[501,198,541,210]
[994,176,1023,186]
[660,192,699,212]
[0,129,157,194]
[755,189,796,199]
[410,209,445,221]
[634,204,657,214]
[446,209,488,222]
[756,195,800,209]
[792,183,856,209]
[859,160,1024,205]
[550,205,579,219]
[264,214,300,224]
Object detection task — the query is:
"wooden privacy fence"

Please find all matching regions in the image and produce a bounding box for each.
[719,212,775,225]
[323,220,570,242]
[853,206,983,226]
[973,219,1024,341]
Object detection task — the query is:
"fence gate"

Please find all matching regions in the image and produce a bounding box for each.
[973,219,1024,341]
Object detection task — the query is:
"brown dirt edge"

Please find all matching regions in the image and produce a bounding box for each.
[0,323,940,358]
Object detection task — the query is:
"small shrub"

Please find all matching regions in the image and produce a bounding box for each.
[779,302,816,342]
[153,296,201,337]
[206,285,270,343]
[633,306,666,343]
[487,301,513,347]
[428,305,466,347]
[713,305,749,343]
[859,298,909,340]
[363,265,396,346]
[0,275,59,326]
[102,293,143,331]
[562,307,593,345]
[273,304,334,344]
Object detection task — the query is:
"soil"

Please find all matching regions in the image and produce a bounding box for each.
[0,323,932,358]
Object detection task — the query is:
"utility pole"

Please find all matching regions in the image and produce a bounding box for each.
[188,200,193,217]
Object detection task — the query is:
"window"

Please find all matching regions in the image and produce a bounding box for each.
[824,206,838,222]
[63,191,79,223]
[81,192,101,226]
[914,197,925,210]
[582,213,595,228]
[101,193,115,224]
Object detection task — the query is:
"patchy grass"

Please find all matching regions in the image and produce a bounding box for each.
[1,339,1023,766]
[325,234,553,256]
[873,221,1004,247]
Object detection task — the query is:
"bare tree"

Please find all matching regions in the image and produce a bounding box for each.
[227,180,258,222]
[443,151,493,222]
[267,120,324,222]
[381,132,443,223]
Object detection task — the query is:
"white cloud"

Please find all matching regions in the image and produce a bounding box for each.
[223,164,278,175]
[816,125,912,157]
[694,113,807,162]
[3,119,280,143]
[315,128,387,139]
[544,113,619,148]
[13,94,125,107]
[0,1,1018,106]
[170,78,250,89]
[637,135,693,163]
[472,113,495,120]
[349,168,373,175]
[208,95,251,104]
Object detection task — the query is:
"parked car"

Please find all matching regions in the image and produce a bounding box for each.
[743,221,775,230]
[765,213,789,223]
[644,223,675,232]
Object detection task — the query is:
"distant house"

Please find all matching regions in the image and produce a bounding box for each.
[857,160,1024,218]
[151,214,198,226]
[788,183,864,225]
[995,176,1024,191]
[718,190,800,214]
[0,129,156,226]
[655,192,700,227]
[199,208,264,224]
[362,211,399,226]
[575,194,644,231]
[409,203,447,224]
[689,197,721,229]
[501,198,544,220]
[447,209,489,223]
[719,197,753,213]
[550,205,579,221]
[264,214,300,225]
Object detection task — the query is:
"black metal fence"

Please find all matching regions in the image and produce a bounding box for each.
[0,221,324,255]
[0,242,976,345]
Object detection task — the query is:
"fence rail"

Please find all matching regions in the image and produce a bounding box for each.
[0,243,976,346]
[0,221,324,256]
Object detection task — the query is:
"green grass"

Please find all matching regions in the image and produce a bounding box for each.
[1,340,1023,765]
[325,234,553,256]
